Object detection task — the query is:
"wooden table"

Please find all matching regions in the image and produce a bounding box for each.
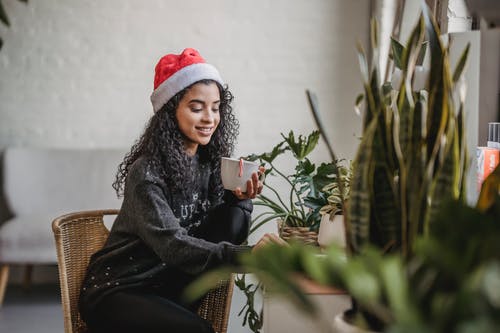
[263,276,351,333]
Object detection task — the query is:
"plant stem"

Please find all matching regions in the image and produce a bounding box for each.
[263,183,289,212]
[268,161,306,220]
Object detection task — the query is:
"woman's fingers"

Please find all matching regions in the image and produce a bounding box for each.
[266,233,288,246]
[252,172,263,196]
[252,233,287,253]
[232,168,265,199]
[246,179,255,198]
[233,187,243,198]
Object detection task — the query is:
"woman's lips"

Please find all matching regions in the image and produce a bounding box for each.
[195,126,213,136]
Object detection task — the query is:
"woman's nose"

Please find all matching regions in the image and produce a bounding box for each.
[201,109,213,122]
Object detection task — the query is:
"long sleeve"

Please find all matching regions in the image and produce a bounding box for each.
[79,156,252,314]
[129,175,250,274]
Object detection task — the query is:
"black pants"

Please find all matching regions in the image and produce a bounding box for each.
[86,204,249,333]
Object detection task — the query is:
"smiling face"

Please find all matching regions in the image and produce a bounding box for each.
[176,81,221,156]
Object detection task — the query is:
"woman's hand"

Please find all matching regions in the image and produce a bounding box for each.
[233,166,265,200]
[251,233,288,253]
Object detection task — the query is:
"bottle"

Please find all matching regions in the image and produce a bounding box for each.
[477,122,500,192]
[487,122,500,149]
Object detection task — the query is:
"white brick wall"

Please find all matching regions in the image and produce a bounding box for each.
[0,0,368,160]
[0,1,369,332]
[448,0,473,32]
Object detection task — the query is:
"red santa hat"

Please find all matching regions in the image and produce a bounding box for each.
[150,48,224,112]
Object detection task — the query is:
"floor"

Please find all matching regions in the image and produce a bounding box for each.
[0,283,64,332]
[0,280,253,333]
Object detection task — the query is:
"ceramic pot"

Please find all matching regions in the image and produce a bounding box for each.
[333,312,379,333]
[317,214,345,249]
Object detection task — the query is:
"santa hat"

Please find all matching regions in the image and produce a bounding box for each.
[150,48,224,112]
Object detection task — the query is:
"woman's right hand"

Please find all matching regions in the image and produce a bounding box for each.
[252,233,288,253]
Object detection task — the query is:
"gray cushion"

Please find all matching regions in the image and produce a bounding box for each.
[0,148,125,263]
[0,215,57,263]
[4,148,124,215]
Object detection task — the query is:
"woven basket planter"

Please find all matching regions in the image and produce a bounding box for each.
[277,220,319,246]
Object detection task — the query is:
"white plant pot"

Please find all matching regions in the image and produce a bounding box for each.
[333,313,379,333]
[317,214,345,249]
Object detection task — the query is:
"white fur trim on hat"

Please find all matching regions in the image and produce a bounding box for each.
[150,63,224,112]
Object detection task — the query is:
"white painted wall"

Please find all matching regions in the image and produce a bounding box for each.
[0,0,368,160]
[448,0,473,32]
[0,1,370,332]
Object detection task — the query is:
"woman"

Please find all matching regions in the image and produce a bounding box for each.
[79,48,284,333]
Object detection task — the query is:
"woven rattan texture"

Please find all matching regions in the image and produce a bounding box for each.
[53,210,114,333]
[52,210,234,333]
[197,275,234,333]
[278,220,319,246]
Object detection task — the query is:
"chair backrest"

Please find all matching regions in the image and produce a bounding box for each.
[52,209,116,333]
[52,210,234,333]
[198,274,235,333]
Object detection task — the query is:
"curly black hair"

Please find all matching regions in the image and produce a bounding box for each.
[112,80,238,197]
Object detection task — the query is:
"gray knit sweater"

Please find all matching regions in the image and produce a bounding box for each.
[79,154,252,314]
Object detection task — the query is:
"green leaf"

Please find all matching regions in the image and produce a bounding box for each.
[401,15,425,77]
[371,164,401,251]
[301,250,331,285]
[347,119,377,253]
[357,42,370,85]
[245,141,288,163]
[255,194,288,214]
[452,43,470,83]
[295,158,315,176]
[370,18,378,52]
[306,90,339,164]
[343,259,381,304]
[379,257,419,324]
[422,5,452,165]
[476,164,500,213]
[313,162,337,191]
[249,212,287,234]
[282,130,320,160]
[395,83,414,164]
[416,41,428,66]
[406,95,426,249]
[355,93,364,106]
[183,268,234,302]
[424,134,455,231]
[0,2,10,26]
[303,195,327,210]
[382,82,392,97]
[391,37,405,69]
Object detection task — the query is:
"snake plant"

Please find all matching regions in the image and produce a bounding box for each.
[185,5,479,333]
[346,5,470,258]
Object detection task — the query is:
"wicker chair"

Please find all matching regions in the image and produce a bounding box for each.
[52,209,234,333]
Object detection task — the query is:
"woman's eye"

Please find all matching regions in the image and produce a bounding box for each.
[212,108,219,112]
[191,108,202,112]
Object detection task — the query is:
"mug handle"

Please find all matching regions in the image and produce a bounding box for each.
[258,168,266,183]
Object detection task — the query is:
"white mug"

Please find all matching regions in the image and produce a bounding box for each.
[221,157,261,192]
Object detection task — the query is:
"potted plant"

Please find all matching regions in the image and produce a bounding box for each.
[307,1,470,261]
[187,164,500,332]
[218,130,341,333]
[345,5,470,259]
[231,163,500,332]
[186,4,478,332]
[329,5,471,328]
[246,130,338,245]
[317,159,353,249]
